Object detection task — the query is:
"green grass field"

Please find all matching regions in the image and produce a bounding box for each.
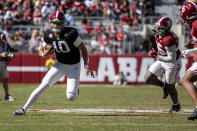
[0,84,197,131]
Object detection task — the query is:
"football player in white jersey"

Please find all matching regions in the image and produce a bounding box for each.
[180,1,197,120]
[13,11,95,115]
[144,16,182,113]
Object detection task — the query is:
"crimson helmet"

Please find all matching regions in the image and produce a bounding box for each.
[49,11,65,32]
[153,16,172,36]
[181,1,197,24]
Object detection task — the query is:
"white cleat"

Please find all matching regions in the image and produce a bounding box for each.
[13,108,25,116]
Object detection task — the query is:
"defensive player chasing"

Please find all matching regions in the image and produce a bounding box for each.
[13,11,95,115]
[180,1,197,120]
[144,16,182,112]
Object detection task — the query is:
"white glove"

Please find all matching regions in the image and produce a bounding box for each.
[182,49,193,58]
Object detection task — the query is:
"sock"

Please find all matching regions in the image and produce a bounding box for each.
[173,102,179,105]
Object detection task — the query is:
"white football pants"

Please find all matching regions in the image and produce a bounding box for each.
[23,62,81,112]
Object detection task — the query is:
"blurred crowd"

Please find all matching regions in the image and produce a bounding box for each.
[0,0,156,54]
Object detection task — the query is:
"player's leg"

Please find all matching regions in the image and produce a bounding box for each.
[144,60,165,87]
[181,64,197,120]
[164,60,181,112]
[2,78,8,96]
[144,60,168,99]
[14,63,65,115]
[181,71,197,106]
[23,65,65,111]
[66,63,81,101]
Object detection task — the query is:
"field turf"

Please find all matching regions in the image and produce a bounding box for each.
[0,84,197,131]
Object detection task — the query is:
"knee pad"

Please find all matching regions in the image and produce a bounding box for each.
[67,92,78,101]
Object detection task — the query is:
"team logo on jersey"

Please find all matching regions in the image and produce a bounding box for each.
[49,33,53,38]
[64,29,75,39]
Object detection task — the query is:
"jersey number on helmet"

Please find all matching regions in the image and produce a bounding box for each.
[53,41,70,53]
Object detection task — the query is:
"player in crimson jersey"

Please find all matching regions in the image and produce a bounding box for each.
[180,1,197,120]
[144,16,182,113]
[13,11,95,115]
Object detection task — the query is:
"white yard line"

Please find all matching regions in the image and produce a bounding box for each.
[28,109,194,114]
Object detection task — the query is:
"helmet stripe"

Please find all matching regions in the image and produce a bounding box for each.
[56,11,59,18]
[158,16,167,26]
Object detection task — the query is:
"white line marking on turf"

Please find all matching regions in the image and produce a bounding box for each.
[28,109,194,114]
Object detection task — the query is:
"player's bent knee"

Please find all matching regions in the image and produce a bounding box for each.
[67,92,78,101]
[144,77,151,84]
[180,79,185,86]
[166,78,175,85]
[181,77,190,84]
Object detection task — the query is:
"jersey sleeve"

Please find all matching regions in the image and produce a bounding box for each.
[163,36,176,47]
[65,28,82,47]
[43,30,53,44]
[192,24,197,43]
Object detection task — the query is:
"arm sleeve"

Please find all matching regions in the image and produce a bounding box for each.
[73,36,82,47]
[192,24,197,44]
[157,45,177,62]
[188,47,197,54]
[164,36,176,46]
[43,30,53,44]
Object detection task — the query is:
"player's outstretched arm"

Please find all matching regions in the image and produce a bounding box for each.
[182,48,197,58]
[77,42,95,78]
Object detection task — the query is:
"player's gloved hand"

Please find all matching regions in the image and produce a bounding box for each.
[85,68,95,78]
[148,49,157,58]
[182,49,193,58]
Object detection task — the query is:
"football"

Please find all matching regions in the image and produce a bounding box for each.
[45,44,53,50]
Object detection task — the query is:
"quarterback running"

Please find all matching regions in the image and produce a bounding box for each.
[13,11,95,115]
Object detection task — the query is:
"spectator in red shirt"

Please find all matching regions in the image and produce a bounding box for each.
[85,21,93,34]
[23,8,33,24]
[115,26,125,54]
[33,8,42,25]
[120,12,131,25]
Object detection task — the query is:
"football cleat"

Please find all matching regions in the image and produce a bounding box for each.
[187,109,197,120]
[169,103,181,113]
[13,108,25,116]
[5,95,16,101]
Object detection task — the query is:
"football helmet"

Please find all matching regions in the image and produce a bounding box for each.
[49,11,65,32]
[181,1,197,24]
[153,16,172,36]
